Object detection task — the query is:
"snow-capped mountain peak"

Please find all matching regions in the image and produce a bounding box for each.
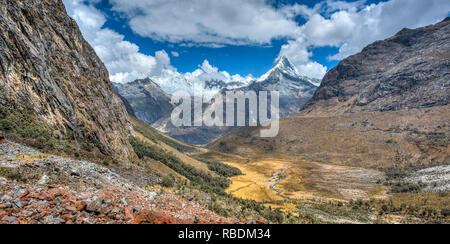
[257,56,318,86]
[254,56,320,89]
[272,56,300,77]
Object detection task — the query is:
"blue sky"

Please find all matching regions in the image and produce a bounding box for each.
[89,0,339,77]
[63,0,450,84]
[93,0,387,76]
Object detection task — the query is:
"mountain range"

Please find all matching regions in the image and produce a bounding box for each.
[237,56,319,116]
[114,56,320,144]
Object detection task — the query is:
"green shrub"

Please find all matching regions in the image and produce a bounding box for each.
[0,167,27,183]
[129,137,231,192]
[0,119,16,131]
[161,175,175,188]
[102,159,110,166]
[208,202,230,217]
[0,167,12,177]
[262,208,285,223]
[0,105,53,140]
[390,182,423,193]
[194,157,242,178]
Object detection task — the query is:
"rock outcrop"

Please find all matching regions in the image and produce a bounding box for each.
[0,0,134,157]
[303,18,449,115]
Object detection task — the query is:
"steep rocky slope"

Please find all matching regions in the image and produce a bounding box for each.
[0,0,133,157]
[210,19,450,169]
[113,78,173,125]
[303,18,450,116]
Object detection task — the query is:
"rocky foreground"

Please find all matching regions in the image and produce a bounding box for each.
[0,141,239,224]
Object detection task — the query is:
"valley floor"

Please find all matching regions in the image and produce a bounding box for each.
[225,159,386,203]
[201,152,450,224]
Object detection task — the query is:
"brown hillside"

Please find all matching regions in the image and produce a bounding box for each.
[209,106,449,169]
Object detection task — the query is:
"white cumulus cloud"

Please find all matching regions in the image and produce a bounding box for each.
[63,0,256,85]
[153,59,254,95]
[63,0,173,83]
[63,0,450,82]
[282,0,450,70]
[108,0,301,46]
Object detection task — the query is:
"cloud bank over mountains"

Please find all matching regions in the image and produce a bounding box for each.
[63,0,450,82]
[63,0,253,85]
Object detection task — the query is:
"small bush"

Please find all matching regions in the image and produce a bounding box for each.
[263,208,285,223]
[390,182,423,193]
[208,202,229,217]
[0,119,15,131]
[441,208,450,217]
[102,159,110,166]
[0,167,27,183]
[0,167,12,177]
[161,175,175,188]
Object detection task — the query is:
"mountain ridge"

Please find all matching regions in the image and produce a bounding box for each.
[256,56,320,86]
[302,18,450,116]
[239,56,319,116]
[113,78,174,125]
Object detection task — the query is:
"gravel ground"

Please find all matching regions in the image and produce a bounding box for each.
[406,165,450,192]
[0,141,240,224]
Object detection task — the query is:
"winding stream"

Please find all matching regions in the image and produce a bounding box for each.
[269,168,290,201]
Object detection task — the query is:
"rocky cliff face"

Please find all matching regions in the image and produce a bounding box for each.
[113,78,174,125]
[0,0,134,157]
[303,18,449,115]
